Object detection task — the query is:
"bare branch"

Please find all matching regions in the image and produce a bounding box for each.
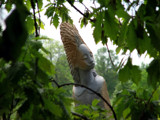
[30,0,39,37]
[106,43,116,68]
[35,0,41,35]
[66,0,95,22]
[51,79,117,120]
[71,112,91,120]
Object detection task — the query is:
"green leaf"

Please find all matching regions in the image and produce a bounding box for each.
[7,62,26,84]
[21,104,33,119]
[131,66,141,85]
[5,2,12,12]
[44,99,62,117]
[92,99,100,107]
[104,10,118,41]
[116,1,130,19]
[117,18,130,46]
[93,12,103,43]
[29,40,42,50]
[38,55,55,76]
[147,59,160,88]
[45,6,55,18]
[37,0,43,10]
[0,6,29,61]
[119,63,130,83]
[57,0,65,5]
[53,14,59,28]
[126,20,137,52]
[119,58,141,84]
[79,0,83,3]
[26,16,35,34]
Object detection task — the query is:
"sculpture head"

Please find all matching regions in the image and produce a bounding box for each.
[60,23,94,83]
[77,44,95,70]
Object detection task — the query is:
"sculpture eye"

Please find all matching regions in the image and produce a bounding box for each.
[83,55,88,59]
[90,53,93,57]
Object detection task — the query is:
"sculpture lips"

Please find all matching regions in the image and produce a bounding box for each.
[90,63,95,68]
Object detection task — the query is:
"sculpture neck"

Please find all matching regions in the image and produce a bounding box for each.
[79,69,94,86]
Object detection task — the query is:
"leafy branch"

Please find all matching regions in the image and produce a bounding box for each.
[51,79,117,120]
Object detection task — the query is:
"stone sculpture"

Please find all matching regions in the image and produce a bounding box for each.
[60,23,111,112]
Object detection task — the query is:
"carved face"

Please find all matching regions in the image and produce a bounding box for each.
[76,44,95,70]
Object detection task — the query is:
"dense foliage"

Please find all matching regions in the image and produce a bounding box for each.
[0,0,160,120]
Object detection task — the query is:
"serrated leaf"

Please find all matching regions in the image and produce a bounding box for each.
[45,6,55,18]
[93,12,103,43]
[104,10,118,41]
[131,66,141,85]
[53,14,59,28]
[116,2,130,19]
[147,59,160,88]
[119,58,141,84]
[119,64,130,83]
[126,20,137,52]
[118,18,130,46]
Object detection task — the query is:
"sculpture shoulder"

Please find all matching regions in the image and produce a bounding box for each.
[73,75,106,97]
[95,75,105,88]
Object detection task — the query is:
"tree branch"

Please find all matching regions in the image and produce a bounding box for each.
[36,0,41,35]
[66,0,95,22]
[30,0,39,80]
[71,112,90,120]
[30,0,39,37]
[51,79,117,120]
[106,43,115,68]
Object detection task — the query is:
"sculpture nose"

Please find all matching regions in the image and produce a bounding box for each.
[89,59,94,64]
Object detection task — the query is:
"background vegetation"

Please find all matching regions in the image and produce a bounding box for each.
[0,0,160,120]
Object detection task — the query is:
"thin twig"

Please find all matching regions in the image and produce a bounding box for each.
[71,112,90,120]
[35,0,41,35]
[147,86,158,105]
[52,80,117,120]
[66,0,95,22]
[30,0,39,80]
[30,0,39,37]
[106,43,115,68]
[81,2,92,13]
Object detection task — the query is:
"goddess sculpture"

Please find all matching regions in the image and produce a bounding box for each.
[60,23,111,112]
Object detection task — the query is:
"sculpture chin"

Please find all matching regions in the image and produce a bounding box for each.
[89,63,95,69]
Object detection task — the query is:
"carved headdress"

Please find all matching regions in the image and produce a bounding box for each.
[60,23,91,83]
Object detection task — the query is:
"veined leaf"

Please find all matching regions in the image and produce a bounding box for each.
[45,6,55,18]
[119,63,130,83]
[104,10,118,41]
[126,20,137,52]
[118,18,130,46]
[93,12,103,43]
[147,59,160,88]
[53,13,59,28]
[119,58,141,84]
